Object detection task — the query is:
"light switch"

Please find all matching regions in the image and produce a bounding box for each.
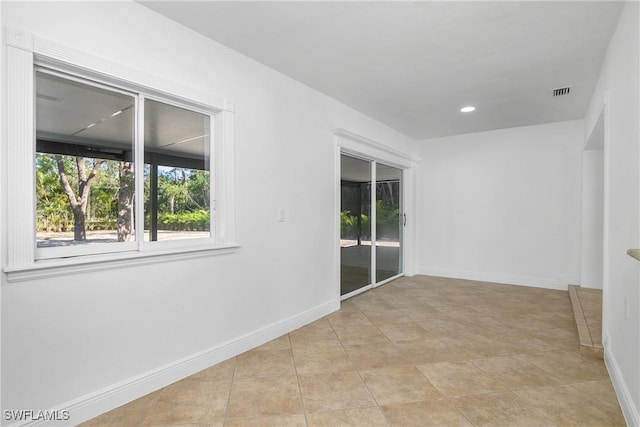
[278,209,286,222]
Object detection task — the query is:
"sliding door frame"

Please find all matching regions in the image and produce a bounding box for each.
[374,162,405,288]
[334,129,418,301]
[339,152,374,299]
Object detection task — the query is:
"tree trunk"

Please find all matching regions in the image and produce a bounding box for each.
[55,155,103,242]
[73,205,86,241]
[117,161,135,242]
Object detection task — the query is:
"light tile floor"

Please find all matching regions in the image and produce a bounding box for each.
[81,275,625,427]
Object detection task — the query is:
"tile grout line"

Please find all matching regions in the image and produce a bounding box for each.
[288,333,310,427]
[221,355,238,426]
[513,388,563,427]
[361,289,492,427]
[333,302,393,426]
[138,387,162,427]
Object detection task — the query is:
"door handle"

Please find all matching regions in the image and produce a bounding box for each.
[403,213,407,226]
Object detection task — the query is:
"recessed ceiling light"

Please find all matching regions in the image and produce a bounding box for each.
[460,106,476,113]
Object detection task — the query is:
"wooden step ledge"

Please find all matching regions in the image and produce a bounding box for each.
[568,285,603,359]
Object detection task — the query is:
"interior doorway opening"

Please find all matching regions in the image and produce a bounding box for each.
[581,110,605,289]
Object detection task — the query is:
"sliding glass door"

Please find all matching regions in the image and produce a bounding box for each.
[340,154,403,297]
[340,155,372,296]
[376,163,403,282]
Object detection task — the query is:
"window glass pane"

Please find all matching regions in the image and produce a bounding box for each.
[340,154,372,295]
[143,99,211,242]
[375,163,402,282]
[35,71,136,248]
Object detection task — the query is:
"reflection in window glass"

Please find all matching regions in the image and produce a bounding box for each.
[340,154,372,296]
[143,99,211,242]
[376,163,402,282]
[35,71,136,248]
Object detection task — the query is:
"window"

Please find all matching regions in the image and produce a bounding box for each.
[5,28,236,279]
[36,70,138,257]
[143,99,211,243]
[35,69,216,259]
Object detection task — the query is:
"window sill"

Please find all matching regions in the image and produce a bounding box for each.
[3,243,240,283]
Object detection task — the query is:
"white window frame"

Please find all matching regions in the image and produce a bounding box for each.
[34,66,141,260]
[4,28,238,282]
[136,94,216,251]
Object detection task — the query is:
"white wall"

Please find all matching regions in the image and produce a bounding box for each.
[584,1,640,424]
[0,2,415,424]
[416,120,583,290]
[581,147,604,289]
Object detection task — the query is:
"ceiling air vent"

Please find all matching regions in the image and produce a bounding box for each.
[552,87,572,97]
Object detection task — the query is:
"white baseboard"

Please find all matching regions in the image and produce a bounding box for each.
[604,333,640,427]
[417,267,575,291]
[14,298,340,427]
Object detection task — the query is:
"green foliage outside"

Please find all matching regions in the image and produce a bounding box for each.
[36,154,118,232]
[375,200,401,240]
[340,210,370,240]
[341,201,399,241]
[36,153,210,234]
[153,209,210,231]
[144,167,211,232]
